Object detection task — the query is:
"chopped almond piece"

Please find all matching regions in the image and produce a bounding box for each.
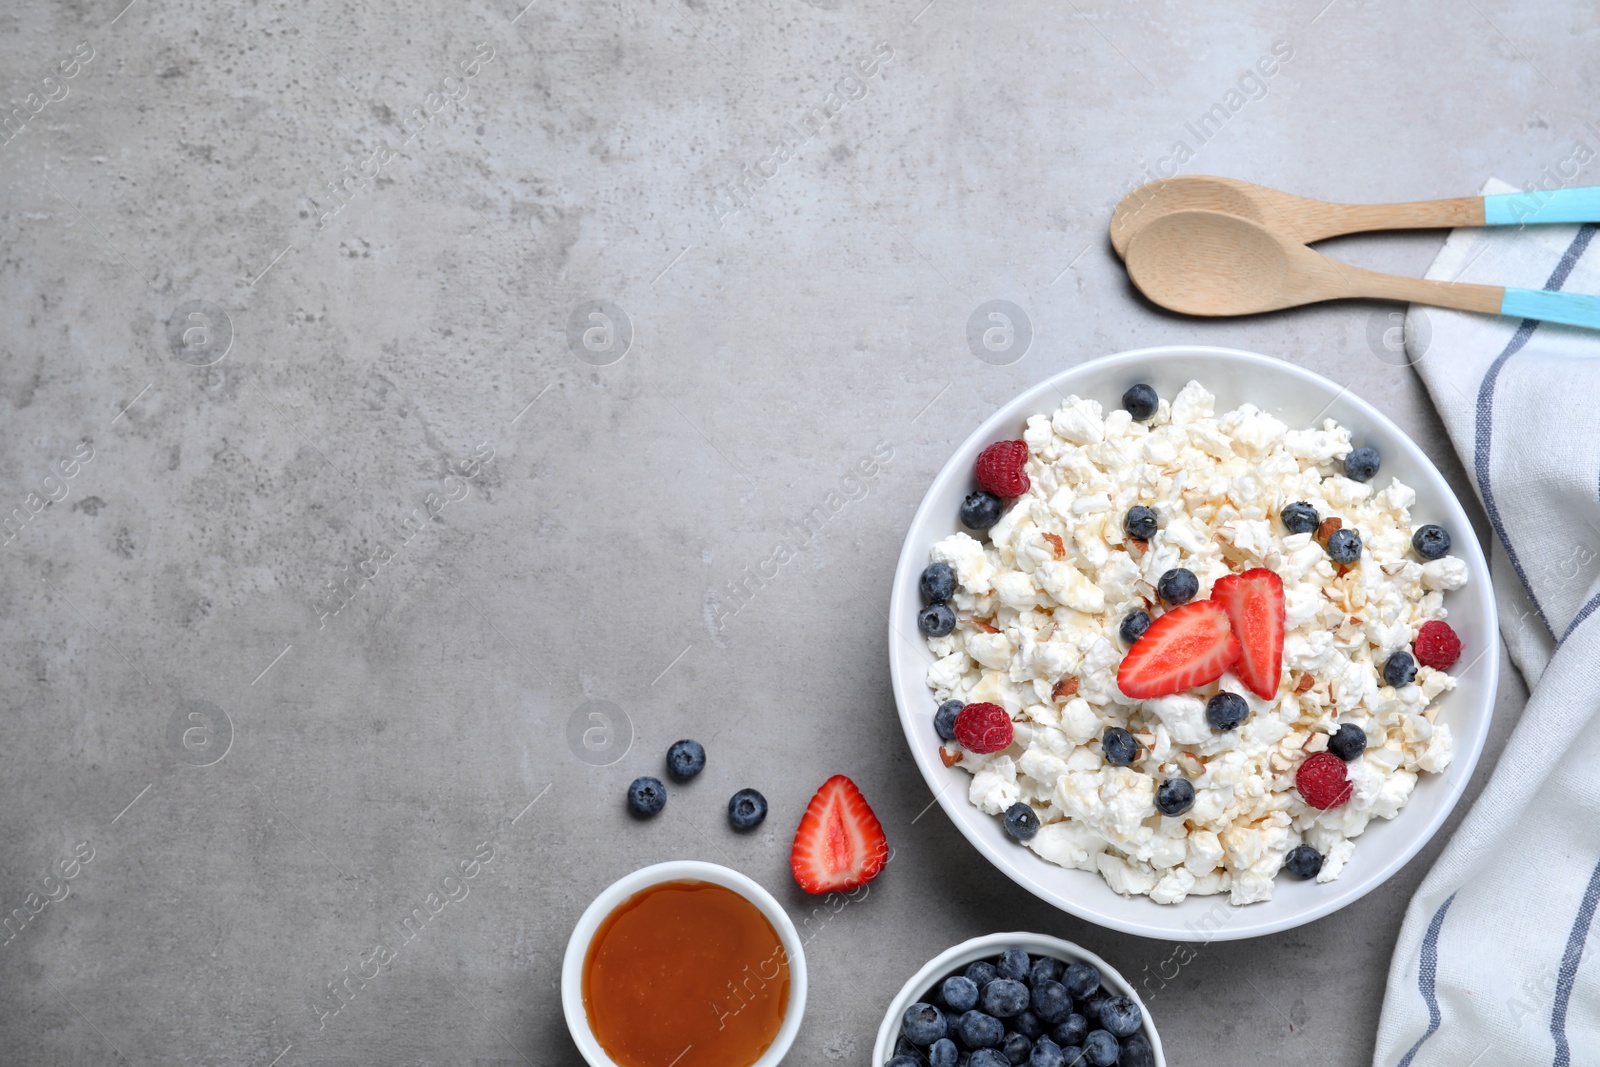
[1315,516,1343,544]
[1295,673,1316,693]
[967,618,1000,634]
[1051,677,1079,700]
[939,747,961,767]
[1042,532,1066,559]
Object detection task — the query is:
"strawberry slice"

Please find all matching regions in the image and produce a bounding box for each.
[790,775,889,895]
[1211,567,1286,700]
[1115,600,1242,700]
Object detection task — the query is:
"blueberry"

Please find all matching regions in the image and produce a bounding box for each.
[1028,1036,1065,1067]
[666,739,705,780]
[626,776,666,816]
[982,978,1031,1018]
[1119,610,1151,646]
[1281,500,1320,535]
[1284,844,1323,880]
[1205,692,1250,732]
[1413,524,1452,560]
[966,961,999,988]
[888,1057,921,1067]
[1030,980,1072,1023]
[1119,1034,1154,1067]
[727,788,767,830]
[1328,723,1367,761]
[1078,991,1112,1029]
[962,491,1004,531]
[904,1003,949,1046]
[1003,802,1041,842]
[1101,727,1138,767]
[1028,957,1062,989]
[1326,527,1362,564]
[1123,506,1158,542]
[1344,446,1381,482]
[1050,1013,1089,1047]
[1081,1031,1118,1067]
[940,975,980,1013]
[1060,963,1101,1000]
[1383,650,1417,688]
[1002,1032,1033,1065]
[1013,1010,1045,1039]
[935,699,965,741]
[895,1034,926,1063]
[1057,1049,1085,1067]
[997,948,1032,981]
[1157,567,1198,605]
[971,1051,1011,1067]
[1098,996,1141,1038]
[929,1038,959,1067]
[919,603,957,637]
[922,562,957,602]
[958,1010,1005,1048]
[1155,777,1195,816]
[1122,383,1159,421]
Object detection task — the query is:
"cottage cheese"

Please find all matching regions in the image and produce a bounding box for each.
[925,381,1464,906]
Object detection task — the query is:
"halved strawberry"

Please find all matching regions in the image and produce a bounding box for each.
[790,775,890,895]
[1211,567,1285,700]
[1115,601,1242,700]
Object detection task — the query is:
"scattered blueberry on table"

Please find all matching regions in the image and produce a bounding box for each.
[889,950,1150,1067]
[665,739,705,780]
[1121,382,1159,421]
[1412,523,1452,560]
[727,788,767,830]
[626,776,666,817]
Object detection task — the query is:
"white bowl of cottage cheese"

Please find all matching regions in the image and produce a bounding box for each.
[888,346,1497,940]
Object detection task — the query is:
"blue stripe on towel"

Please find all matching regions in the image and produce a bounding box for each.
[1473,223,1598,640]
[1551,859,1600,1066]
[1562,594,1600,645]
[1397,892,1458,1067]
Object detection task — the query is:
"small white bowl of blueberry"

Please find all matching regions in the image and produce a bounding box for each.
[874,933,1163,1067]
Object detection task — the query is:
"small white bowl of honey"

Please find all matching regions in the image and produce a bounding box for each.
[562,860,808,1067]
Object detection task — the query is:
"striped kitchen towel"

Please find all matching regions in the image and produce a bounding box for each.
[1373,179,1600,1066]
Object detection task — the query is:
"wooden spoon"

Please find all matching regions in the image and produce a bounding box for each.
[1108,174,1600,257]
[1122,209,1600,329]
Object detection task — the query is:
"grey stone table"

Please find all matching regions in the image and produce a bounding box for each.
[1,0,1589,1062]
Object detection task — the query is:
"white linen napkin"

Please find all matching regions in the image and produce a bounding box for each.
[1373,179,1600,1066]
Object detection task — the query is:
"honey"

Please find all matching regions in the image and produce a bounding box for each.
[583,880,789,1067]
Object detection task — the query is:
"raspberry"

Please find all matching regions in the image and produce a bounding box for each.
[1414,620,1462,670]
[954,702,1014,754]
[975,440,1031,498]
[1296,751,1353,809]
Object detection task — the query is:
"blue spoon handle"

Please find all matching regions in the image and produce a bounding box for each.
[1500,287,1600,330]
[1483,187,1600,226]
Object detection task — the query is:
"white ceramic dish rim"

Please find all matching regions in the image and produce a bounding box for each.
[560,860,808,1067]
[872,932,1166,1066]
[887,345,1500,941]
